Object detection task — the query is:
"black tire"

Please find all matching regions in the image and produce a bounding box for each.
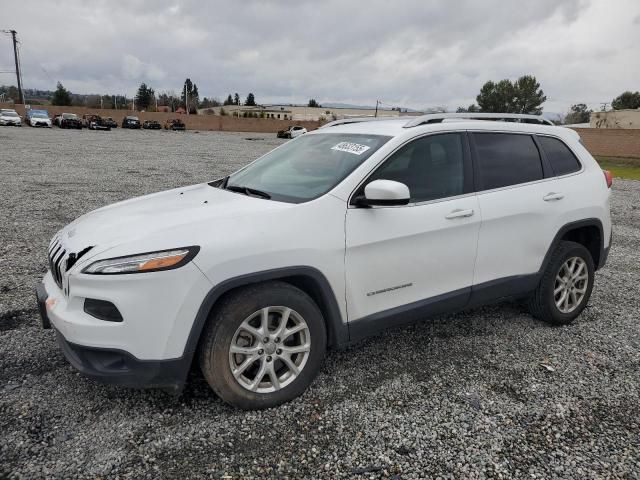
[198,281,326,409]
[527,241,595,325]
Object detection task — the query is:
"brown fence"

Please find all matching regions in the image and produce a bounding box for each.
[3,103,639,157]
[571,128,640,159]
[0,103,322,133]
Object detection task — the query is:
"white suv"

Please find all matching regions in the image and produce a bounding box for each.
[36,113,612,409]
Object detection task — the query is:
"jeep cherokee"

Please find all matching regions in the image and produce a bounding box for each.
[36,113,612,409]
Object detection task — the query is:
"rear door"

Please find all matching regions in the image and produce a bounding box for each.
[345,132,480,327]
[470,131,561,294]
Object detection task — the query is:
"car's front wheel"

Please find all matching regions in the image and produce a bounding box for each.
[199,281,326,409]
[527,241,595,325]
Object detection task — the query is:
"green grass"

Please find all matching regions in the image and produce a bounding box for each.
[594,156,640,180]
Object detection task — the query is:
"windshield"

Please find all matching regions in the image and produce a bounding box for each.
[224,133,391,203]
[62,113,77,119]
[31,112,48,118]
[3,111,19,117]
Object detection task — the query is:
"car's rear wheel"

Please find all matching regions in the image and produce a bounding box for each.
[527,241,595,325]
[198,281,326,409]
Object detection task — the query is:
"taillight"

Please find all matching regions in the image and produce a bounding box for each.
[603,170,613,188]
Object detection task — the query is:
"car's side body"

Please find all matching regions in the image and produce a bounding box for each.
[143,120,162,129]
[122,116,141,129]
[277,125,307,138]
[83,114,111,130]
[37,117,612,394]
[26,109,52,127]
[164,119,185,130]
[57,113,83,129]
[0,109,22,126]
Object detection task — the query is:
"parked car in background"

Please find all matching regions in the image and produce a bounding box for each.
[0,109,22,126]
[103,117,118,128]
[122,116,141,129]
[142,120,161,130]
[34,112,612,409]
[277,125,307,139]
[56,113,82,129]
[25,109,52,127]
[164,118,186,131]
[83,114,111,131]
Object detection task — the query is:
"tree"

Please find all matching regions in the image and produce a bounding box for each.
[308,98,321,108]
[611,91,640,110]
[223,94,234,106]
[564,103,592,124]
[456,104,480,113]
[181,78,199,113]
[234,93,240,105]
[135,83,155,110]
[199,97,221,108]
[51,82,72,106]
[191,83,199,111]
[0,85,20,102]
[245,92,256,106]
[476,75,546,114]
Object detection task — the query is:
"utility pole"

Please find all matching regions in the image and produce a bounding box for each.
[374,99,379,118]
[185,83,189,115]
[9,30,24,104]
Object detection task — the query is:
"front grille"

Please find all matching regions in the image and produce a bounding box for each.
[48,239,67,289]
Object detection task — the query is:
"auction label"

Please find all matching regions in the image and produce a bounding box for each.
[331,142,371,155]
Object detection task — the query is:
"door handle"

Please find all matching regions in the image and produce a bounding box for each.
[445,209,474,219]
[543,192,564,201]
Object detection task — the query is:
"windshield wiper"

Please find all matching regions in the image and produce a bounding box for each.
[226,184,271,199]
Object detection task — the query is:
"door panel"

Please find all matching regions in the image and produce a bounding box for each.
[345,197,481,321]
[471,132,561,285]
[473,181,561,285]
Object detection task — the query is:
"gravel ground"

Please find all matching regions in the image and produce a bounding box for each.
[1,127,639,479]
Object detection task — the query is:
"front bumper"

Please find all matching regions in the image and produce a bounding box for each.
[36,279,193,391]
[37,263,211,358]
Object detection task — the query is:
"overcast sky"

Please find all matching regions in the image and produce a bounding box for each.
[2,0,639,113]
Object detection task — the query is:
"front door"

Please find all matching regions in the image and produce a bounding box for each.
[345,132,480,336]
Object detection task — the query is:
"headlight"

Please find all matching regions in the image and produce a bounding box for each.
[82,247,199,274]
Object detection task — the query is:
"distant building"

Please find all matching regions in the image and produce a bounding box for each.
[199,104,422,121]
[591,109,640,129]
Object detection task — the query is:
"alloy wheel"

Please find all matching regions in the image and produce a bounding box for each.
[229,306,311,393]
[554,256,589,313]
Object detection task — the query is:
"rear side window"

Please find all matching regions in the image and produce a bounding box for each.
[537,136,581,176]
[473,133,543,190]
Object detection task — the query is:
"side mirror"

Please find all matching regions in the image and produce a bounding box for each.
[355,179,410,207]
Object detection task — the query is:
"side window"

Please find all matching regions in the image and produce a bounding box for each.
[537,136,581,176]
[368,133,466,203]
[473,133,543,190]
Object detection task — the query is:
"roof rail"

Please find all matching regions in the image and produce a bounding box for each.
[318,116,399,129]
[403,112,554,128]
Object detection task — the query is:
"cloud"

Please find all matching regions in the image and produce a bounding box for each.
[2,0,638,112]
[121,54,166,82]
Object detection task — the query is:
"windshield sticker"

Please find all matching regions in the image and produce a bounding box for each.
[331,142,371,155]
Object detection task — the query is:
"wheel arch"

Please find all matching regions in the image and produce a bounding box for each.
[541,218,606,273]
[183,266,348,359]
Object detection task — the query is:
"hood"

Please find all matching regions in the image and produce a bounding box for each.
[56,183,290,260]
